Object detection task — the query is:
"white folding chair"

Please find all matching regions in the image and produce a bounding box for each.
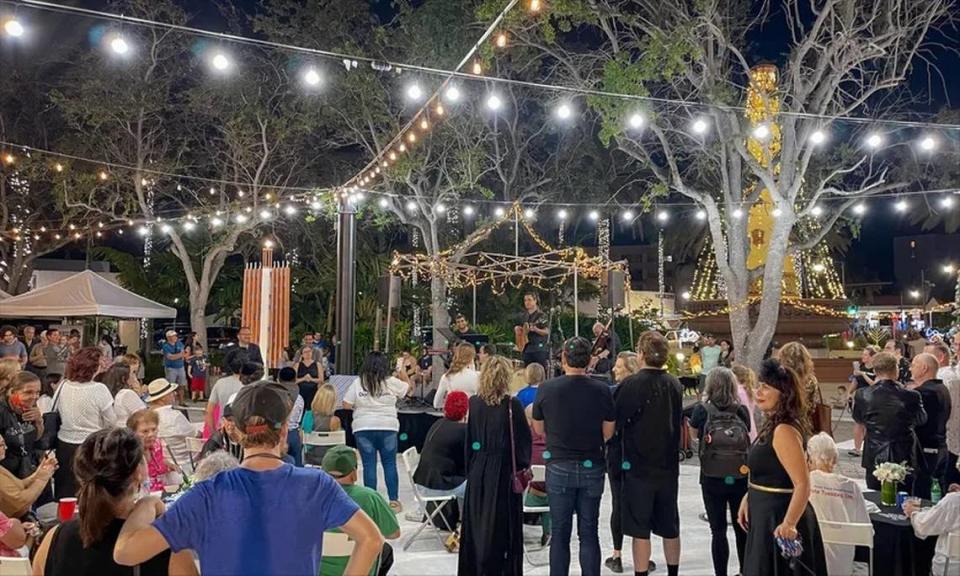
[0,557,31,576]
[322,531,380,573]
[185,436,205,468]
[818,520,875,576]
[942,531,960,575]
[302,430,347,464]
[401,447,456,551]
[522,464,549,566]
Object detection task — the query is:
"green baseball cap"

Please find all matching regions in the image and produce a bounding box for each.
[321,445,357,477]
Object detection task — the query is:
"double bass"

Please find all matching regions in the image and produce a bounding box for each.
[588,318,615,372]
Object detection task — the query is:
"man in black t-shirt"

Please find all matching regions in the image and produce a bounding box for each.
[516,293,550,371]
[532,337,614,576]
[615,330,683,576]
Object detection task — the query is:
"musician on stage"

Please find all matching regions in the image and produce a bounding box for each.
[515,293,550,371]
[453,314,471,336]
[589,321,620,375]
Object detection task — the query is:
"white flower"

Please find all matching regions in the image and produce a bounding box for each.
[872,461,911,484]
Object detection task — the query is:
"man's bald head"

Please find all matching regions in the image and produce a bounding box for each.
[910,352,941,385]
[925,343,951,367]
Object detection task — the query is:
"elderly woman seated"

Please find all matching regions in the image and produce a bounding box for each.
[193,450,240,483]
[904,483,960,576]
[807,432,872,576]
[412,391,468,508]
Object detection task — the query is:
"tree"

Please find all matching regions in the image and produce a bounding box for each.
[52,0,328,346]
[516,0,955,367]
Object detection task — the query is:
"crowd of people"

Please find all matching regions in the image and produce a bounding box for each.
[0,317,958,575]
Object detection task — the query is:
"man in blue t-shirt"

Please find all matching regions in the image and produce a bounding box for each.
[114,382,384,576]
[161,330,188,388]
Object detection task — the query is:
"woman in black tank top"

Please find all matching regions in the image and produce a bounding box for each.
[739,359,826,576]
[33,428,196,576]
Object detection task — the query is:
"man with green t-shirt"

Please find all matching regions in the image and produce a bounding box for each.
[321,445,400,576]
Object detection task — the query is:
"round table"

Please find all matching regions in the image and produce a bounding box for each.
[862,491,937,576]
[334,407,442,453]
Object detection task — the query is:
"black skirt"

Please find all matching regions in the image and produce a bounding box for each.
[53,441,80,499]
[742,488,827,576]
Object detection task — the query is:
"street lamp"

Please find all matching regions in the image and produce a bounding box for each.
[909,289,920,299]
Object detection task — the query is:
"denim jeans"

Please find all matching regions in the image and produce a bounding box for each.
[355,430,400,501]
[286,429,303,467]
[546,460,605,576]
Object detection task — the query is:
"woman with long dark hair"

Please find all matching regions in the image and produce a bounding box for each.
[738,359,826,576]
[33,427,197,575]
[54,347,115,499]
[98,364,145,428]
[458,355,531,576]
[342,351,410,513]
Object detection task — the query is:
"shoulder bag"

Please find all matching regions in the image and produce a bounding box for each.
[810,381,833,437]
[39,382,65,451]
[507,399,532,494]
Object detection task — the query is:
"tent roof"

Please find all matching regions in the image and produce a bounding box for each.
[0,270,176,319]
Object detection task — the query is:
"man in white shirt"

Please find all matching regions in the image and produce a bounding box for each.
[904,484,960,576]
[928,342,960,487]
[146,378,201,474]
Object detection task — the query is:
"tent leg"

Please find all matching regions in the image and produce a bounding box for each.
[574,266,579,338]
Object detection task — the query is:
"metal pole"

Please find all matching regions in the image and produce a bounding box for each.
[335,197,357,374]
[385,304,393,354]
[514,209,519,258]
[472,282,477,326]
[574,265,579,337]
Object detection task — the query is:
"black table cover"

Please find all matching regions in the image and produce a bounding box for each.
[862,490,937,576]
[334,408,442,453]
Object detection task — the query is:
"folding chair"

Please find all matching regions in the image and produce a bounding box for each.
[322,532,380,573]
[942,531,960,575]
[522,464,549,566]
[185,436,205,468]
[0,557,31,576]
[400,447,455,551]
[818,520,874,576]
[302,430,347,464]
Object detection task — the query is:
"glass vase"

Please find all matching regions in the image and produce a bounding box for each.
[880,480,897,507]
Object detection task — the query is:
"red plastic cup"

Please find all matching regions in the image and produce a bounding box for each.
[57,498,77,522]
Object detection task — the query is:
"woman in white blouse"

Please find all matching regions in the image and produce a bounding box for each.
[54,347,116,498]
[98,363,146,427]
[433,343,480,410]
[343,351,411,513]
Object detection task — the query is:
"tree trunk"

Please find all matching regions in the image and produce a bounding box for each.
[189,289,209,350]
[430,274,449,388]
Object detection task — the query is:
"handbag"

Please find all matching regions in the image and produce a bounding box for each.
[39,383,65,451]
[507,399,532,494]
[810,383,832,437]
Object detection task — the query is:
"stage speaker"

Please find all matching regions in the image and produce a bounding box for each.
[606,269,626,310]
[378,275,401,309]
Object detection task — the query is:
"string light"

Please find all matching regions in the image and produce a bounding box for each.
[109,35,129,55]
[524,208,535,219]
[398,143,407,153]
[378,198,389,208]
[435,103,444,116]
[622,209,635,222]
[771,207,783,218]
[588,210,599,221]
[894,199,908,212]
[283,205,297,216]
[54,163,63,172]
[628,112,645,130]
[494,206,505,217]
[941,196,955,209]
[234,214,248,223]
[681,291,691,300]
[259,209,272,220]
[486,93,503,111]
[557,208,568,221]
[210,52,232,72]
[554,102,574,121]
[471,61,482,75]
[529,0,541,11]
[302,67,322,87]
[98,171,109,181]
[419,118,429,131]
[405,200,417,212]
[691,118,709,135]
[919,135,937,151]
[732,208,744,219]
[463,205,475,216]
[183,221,195,231]
[2,153,13,164]
[444,85,462,102]
[160,224,172,234]
[865,133,884,149]
[809,129,827,145]
[810,205,823,217]
[495,32,507,48]
[3,18,24,37]
[656,210,669,223]
[406,83,424,101]
[852,203,867,215]
[752,124,771,140]
[695,209,706,220]
[812,263,826,272]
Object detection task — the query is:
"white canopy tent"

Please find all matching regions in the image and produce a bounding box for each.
[0,270,176,319]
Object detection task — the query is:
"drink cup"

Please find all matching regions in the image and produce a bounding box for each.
[57,498,77,522]
[896,491,908,508]
[853,361,861,372]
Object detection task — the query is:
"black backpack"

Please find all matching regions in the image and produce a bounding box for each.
[699,403,750,479]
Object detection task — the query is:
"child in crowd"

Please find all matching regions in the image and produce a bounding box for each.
[188,343,208,402]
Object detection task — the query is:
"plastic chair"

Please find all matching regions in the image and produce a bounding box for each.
[400,447,455,551]
[322,532,380,573]
[0,557,31,576]
[818,520,874,576]
[521,464,549,566]
[185,436,205,467]
[302,430,347,465]
[943,531,960,575]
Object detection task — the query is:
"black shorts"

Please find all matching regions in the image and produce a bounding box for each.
[621,472,680,539]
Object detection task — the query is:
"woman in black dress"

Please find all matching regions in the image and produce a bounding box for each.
[458,356,531,576]
[738,359,827,576]
[295,346,322,410]
[33,427,197,575]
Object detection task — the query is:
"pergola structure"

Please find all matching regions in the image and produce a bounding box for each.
[390,204,628,337]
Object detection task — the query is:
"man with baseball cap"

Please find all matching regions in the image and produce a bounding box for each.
[115,382,383,575]
[320,445,400,576]
[160,330,188,390]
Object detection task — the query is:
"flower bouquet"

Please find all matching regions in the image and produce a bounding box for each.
[873,461,911,506]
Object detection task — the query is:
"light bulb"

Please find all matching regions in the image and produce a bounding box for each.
[435,103,445,116]
[3,19,24,37]
[445,86,461,102]
[183,221,195,231]
[472,61,482,75]
[494,207,505,217]
[406,83,423,101]
[463,205,475,216]
[160,224,172,234]
[210,217,224,227]
[263,239,274,248]
[681,291,691,300]
[54,163,63,172]
[920,136,937,151]
[941,196,955,209]
[943,264,956,274]
[695,209,706,220]
[865,133,883,149]
[622,210,635,222]
[420,118,429,131]
[110,36,129,55]
[691,118,708,134]
[303,67,322,87]
[436,203,446,214]
[486,94,503,111]
[524,208,535,219]
[378,198,389,208]
[530,0,541,12]
[894,199,908,212]
[656,210,669,222]
[628,113,645,130]
[809,129,827,145]
[909,289,920,299]
[495,32,507,48]
[406,200,417,212]
[137,226,149,236]
[771,207,783,218]
[284,205,297,216]
[752,124,771,140]
[812,263,826,273]
[810,205,823,217]
[407,132,417,143]
[211,52,231,71]
[852,203,866,215]
[732,208,744,219]
[99,171,109,181]
[588,210,600,221]
[555,103,573,120]
[259,209,272,220]
[235,214,249,223]
[557,209,568,221]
